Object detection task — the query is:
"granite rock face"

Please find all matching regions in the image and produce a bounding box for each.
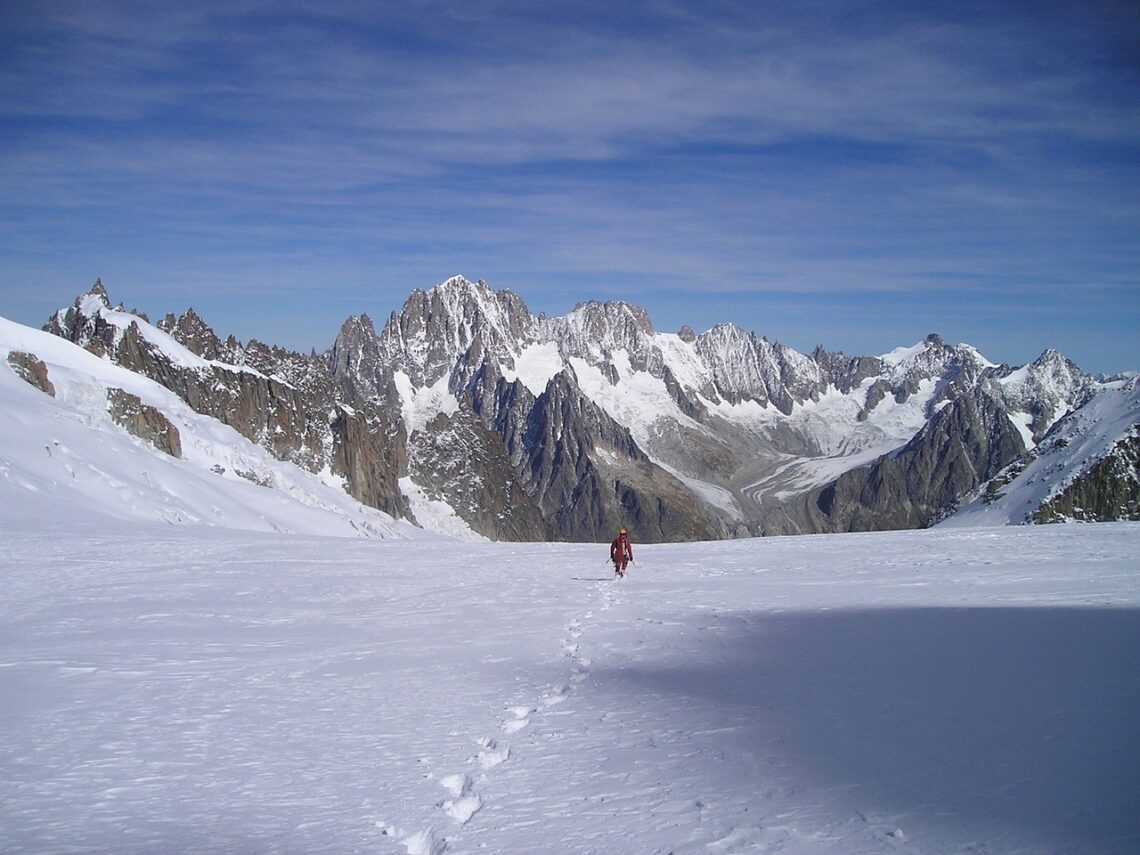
[408,407,548,541]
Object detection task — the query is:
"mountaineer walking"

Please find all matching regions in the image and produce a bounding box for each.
[610,528,633,578]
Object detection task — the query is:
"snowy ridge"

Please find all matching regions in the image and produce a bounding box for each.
[52,285,272,380]
[944,377,1140,526]
[541,299,656,369]
[0,317,427,539]
[426,282,978,420]
[321,275,1137,535]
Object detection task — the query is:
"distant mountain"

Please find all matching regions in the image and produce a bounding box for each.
[6,275,1136,542]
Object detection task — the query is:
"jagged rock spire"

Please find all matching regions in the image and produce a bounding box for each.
[84,278,111,308]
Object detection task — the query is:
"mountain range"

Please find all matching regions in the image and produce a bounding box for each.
[7,275,1138,542]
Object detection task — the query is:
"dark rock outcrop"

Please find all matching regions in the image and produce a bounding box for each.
[1035,429,1140,523]
[157,308,230,361]
[408,408,548,540]
[330,406,409,520]
[518,371,721,543]
[106,388,182,458]
[7,351,56,397]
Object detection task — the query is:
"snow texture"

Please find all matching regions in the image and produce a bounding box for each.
[2,471,1138,853]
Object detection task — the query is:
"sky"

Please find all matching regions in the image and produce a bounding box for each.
[1,1,1137,374]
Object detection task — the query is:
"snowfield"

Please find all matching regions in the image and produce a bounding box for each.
[2,512,1137,854]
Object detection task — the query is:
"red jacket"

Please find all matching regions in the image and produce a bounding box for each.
[610,534,633,561]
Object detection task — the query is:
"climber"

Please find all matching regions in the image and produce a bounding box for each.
[610,527,634,578]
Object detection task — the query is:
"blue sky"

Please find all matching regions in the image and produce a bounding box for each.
[2,1,1137,373]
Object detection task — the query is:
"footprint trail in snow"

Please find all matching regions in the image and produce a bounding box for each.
[399,575,620,853]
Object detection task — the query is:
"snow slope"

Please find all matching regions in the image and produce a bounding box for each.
[2,497,1137,853]
[944,377,1140,526]
[0,316,435,540]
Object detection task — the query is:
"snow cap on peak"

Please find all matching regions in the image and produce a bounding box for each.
[1027,348,1087,388]
[430,275,528,314]
[881,335,942,366]
[569,299,653,329]
[1032,348,1068,366]
[437,274,481,292]
[88,278,109,301]
[704,321,750,341]
[77,278,111,312]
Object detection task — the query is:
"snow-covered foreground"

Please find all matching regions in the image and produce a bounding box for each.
[2,518,1138,855]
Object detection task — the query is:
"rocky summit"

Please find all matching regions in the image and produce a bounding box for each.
[35,276,1140,541]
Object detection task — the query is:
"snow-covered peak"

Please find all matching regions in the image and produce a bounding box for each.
[998,349,1088,392]
[1026,348,1086,387]
[959,342,999,370]
[687,324,833,413]
[701,321,750,344]
[881,333,951,376]
[430,276,532,336]
[564,299,653,333]
[377,275,536,387]
[776,340,826,392]
[877,334,999,403]
[880,340,929,367]
[993,347,1096,441]
[439,273,473,289]
[77,278,112,313]
[542,299,656,369]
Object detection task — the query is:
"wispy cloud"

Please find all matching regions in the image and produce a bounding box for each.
[8,2,1134,161]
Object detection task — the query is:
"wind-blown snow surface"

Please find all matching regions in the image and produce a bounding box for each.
[2,509,1137,854]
